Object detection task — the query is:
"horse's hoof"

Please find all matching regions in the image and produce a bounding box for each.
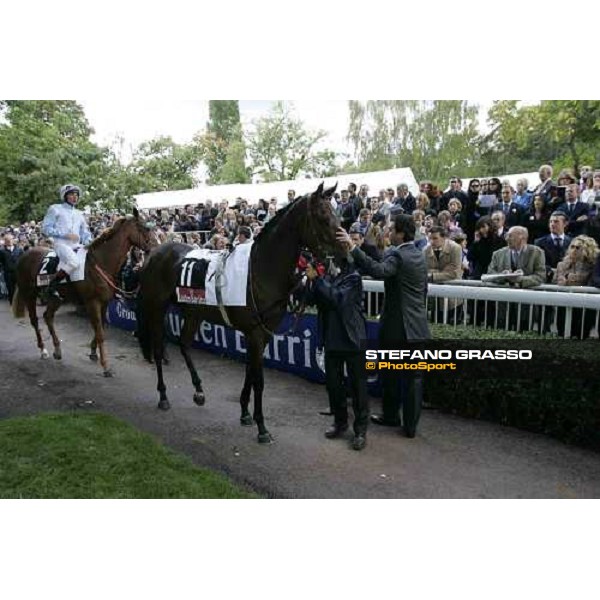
[240,414,253,426]
[89,353,98,362]
[103,370,113,378]
[193,391,205,406]
[257,432,274,444]
[40,349,49,359]
[158,400,171,411]
[53,351,62,360]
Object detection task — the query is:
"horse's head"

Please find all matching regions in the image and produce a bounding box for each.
[124,207,159,252]
[299,182,342,261]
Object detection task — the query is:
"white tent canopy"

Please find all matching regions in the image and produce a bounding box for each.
[133,167,419,211]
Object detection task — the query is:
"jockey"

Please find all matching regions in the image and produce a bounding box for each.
[41,184,92,298]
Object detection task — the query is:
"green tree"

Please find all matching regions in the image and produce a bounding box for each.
[198,100,249,184]
[246,101,337,181]
[478,100,600,176]
[347,100,480,184]
[0,100,107,222]
[130,135,202,192]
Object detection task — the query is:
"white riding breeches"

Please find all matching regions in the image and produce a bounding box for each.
[54,241,82,275]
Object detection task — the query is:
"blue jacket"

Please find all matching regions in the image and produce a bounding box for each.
[42,202,92,244]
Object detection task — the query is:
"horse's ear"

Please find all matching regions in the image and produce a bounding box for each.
[133,206,140,220]
[323,182,338,198]
[315,182,325,196]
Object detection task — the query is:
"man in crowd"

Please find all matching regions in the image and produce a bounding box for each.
[440,177,468,212]
[0,232,24,304]
[41,184,92,299]
[533,164,554,202]
[305,255,369,451]
[349,222,380,261]
[495,186,524,228]
[534,211,572,283]
[424,226,464,321]
[393,183,416,214]
[487,226,545,289]
[557,182,590,237]
[337,214,430,438]
[491,211,508,239]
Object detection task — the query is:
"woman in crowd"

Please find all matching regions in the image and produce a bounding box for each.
[256,199,269,222]
[524,194,550,242]
[412,209,428,250]
[464,178,481,244]
[437,209,464,239]
[554,235,599,338]
[467,216,506,280]
[416,193,434,216]
[581,172,600,206]
[447,198,464,231]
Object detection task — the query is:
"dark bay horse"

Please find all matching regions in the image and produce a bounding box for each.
[12,208,156,376]
[136,183,341,443]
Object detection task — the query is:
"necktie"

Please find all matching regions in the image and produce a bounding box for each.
[504,203,510,214]
[434,249,441,262]
[510,251,518,271]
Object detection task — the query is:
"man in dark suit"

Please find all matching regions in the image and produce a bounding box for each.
[557,183,590,237]
[0,233,24,304]
[534,211,572,283]
[393,183,416,214]
[439,177,468,212]
[305,256,369,451]
[337,214,431,438]
[494,187,524,228]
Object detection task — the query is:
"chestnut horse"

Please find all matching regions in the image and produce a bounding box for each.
[136,183,341,443]
[12,208,156,376]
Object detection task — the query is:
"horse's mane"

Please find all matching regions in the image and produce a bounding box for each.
[254,195,305,242]
[87,217,127,251]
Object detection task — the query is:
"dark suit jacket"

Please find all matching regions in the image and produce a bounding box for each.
[351,242,430,342]
[534,234,572,282]
[306,270,366,352]
[557,201,590,237]
[493,202,524,228]
[0,245,24,275]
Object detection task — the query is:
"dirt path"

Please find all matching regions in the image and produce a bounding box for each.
[1,301,600,498]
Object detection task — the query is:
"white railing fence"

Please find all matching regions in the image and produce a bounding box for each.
[362,279,600,339]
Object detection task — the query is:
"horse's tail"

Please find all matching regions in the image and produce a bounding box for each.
[12,285,26,319]
[135,287,153,362]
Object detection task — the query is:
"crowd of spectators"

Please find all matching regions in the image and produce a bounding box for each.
[3,170,600,334]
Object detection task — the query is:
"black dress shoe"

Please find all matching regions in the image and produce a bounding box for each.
[325,424,348,439]
[352,434,366,451]
[370,414,401,427]
[404,427,416,439]
[319,410,334,416]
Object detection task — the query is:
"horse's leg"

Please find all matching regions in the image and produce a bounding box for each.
[27,294,48,359]
[149,304,170,410]
[89,337,98,361]
[42,297,62,360]
[239,362,253,426]
[247,332,272,444]
[180,308,205,406]
[87,299,112,377]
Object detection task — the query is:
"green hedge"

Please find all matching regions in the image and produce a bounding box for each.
[425,324,600,450]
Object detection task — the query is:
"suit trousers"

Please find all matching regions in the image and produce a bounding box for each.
[381,374,424,435]
[324,350,369,435]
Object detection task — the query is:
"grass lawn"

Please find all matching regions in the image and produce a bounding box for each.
[0,412,258,499]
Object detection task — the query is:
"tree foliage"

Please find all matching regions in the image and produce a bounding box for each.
[0,101,107,222]
[197,100,249,184]
[246,102,337,182]
[348,100,481,182]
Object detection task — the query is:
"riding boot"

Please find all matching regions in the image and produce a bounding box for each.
[47,269,67,299]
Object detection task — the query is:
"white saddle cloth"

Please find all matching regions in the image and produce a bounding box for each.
[184,242,251,306]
